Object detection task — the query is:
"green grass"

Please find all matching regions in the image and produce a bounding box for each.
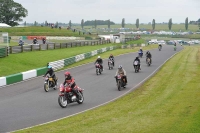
[14,46,200,133]
[0,27,96,37]
[126,39,146,45]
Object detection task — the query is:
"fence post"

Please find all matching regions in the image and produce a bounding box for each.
[54,43,56,49]
[60,43,62,48]
[71,43,72,47]
[39,44,41,51]
[21,46,23,53]
[66,43,67,48]
[10,46,12,54]
[31,45,33,51]
[47,44,49,50]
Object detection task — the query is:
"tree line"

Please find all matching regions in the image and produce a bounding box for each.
[0,0,199,31]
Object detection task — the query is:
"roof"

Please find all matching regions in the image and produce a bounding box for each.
[0,23,11,28]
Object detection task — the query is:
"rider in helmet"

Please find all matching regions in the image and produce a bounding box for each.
[94,56,103,71]
[63,71,80,98]
[108,54,115,66]
[115,65,127,85]
[43,65,57,86]
[33,38,38,44]
[133,56,141,70]
[138,47,143,57]
[145,51,152,63]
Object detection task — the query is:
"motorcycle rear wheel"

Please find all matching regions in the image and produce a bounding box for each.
[58,96,68,108]
[44,83,49,92]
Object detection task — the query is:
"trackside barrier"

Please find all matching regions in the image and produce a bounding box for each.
[0,46,119,87]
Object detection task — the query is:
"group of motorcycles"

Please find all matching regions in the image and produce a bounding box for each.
[43,47,163,108]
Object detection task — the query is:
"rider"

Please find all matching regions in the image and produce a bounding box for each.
[158,44,162,49]
[94,56,103,71]
[33,38,38,44]
[146,51,152,63]
[133,56,141,70]
[42,38,46,44]
[115,65,127,85]
[43,66,57,86]
[18,39,24,46]
[138,47,143,57]
[63,71,80,98]
[108,54,115,66]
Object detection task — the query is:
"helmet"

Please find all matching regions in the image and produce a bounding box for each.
[118,65,122,69]
[110,54,113,56]
[136,57,139,59]
[140,47,142,49]
[98,56,100,59]
[47,66,52,69]
[64,71,70,77]
[147,51,150,54]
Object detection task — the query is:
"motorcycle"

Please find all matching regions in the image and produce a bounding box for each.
[108,59,114,70]
[158,45,162,51]
[138,52,143,58]
[146,57,151,66]
[58,84,84,108]
[44,76,57,92]
[95,63,102,75]
[116,74,126,91]
[133,60,140,73]
[174,46,177,51]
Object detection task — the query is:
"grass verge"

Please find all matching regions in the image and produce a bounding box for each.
[14,46,200,133]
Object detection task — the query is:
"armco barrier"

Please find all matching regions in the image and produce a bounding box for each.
[6,73,23,85]
[0,77,6,86]
[22,70,37,80]
[36,67,47,76]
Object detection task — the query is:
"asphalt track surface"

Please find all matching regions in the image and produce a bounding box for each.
[0,45,182,133]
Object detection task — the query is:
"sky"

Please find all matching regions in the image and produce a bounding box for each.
[14,0,200,24]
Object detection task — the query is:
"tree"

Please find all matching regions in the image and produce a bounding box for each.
[45,21,48,26]
[168,18,172,30]
[24,21,26,26]
[69,20,71,28]
[94,19,97,29]
[152,19,155,30]
[121,18,125,28]
[34,21,37,26]
[84,20,115,26]
[136,19,139,29]
[108,19,110,29]
[0,0,28,26]
[185,17,188,30]
[81,19,84,29]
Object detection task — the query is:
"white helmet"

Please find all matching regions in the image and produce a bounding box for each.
[98,56,100,58]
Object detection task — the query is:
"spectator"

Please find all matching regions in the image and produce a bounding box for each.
[42,38,46,44]
[18,39,24,46]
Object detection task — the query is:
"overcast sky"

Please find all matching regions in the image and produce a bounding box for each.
[14,0,199,24]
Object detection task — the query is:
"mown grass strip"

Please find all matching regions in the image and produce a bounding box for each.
[14,46,200,133]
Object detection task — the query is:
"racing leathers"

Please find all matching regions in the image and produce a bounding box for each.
[44,68,57,85]
[115,68,127,84]
[95,58,103,70]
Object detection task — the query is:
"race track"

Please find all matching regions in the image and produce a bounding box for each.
[0,45,182,133]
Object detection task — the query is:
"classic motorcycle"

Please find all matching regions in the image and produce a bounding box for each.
[158,45,162,51]
[44,76,57,92]
[58,84,84,108]
[116,73,126,91]
[95,63,102,75]
[138,51,143,58]
[108,59,114,70]
[134,60,140,73]
[146,57,151,66]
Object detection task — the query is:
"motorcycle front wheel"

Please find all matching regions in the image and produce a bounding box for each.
[58,96,68,108]
[77,92,84,104]
[117,80,121,91]
[44,83,49,92]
